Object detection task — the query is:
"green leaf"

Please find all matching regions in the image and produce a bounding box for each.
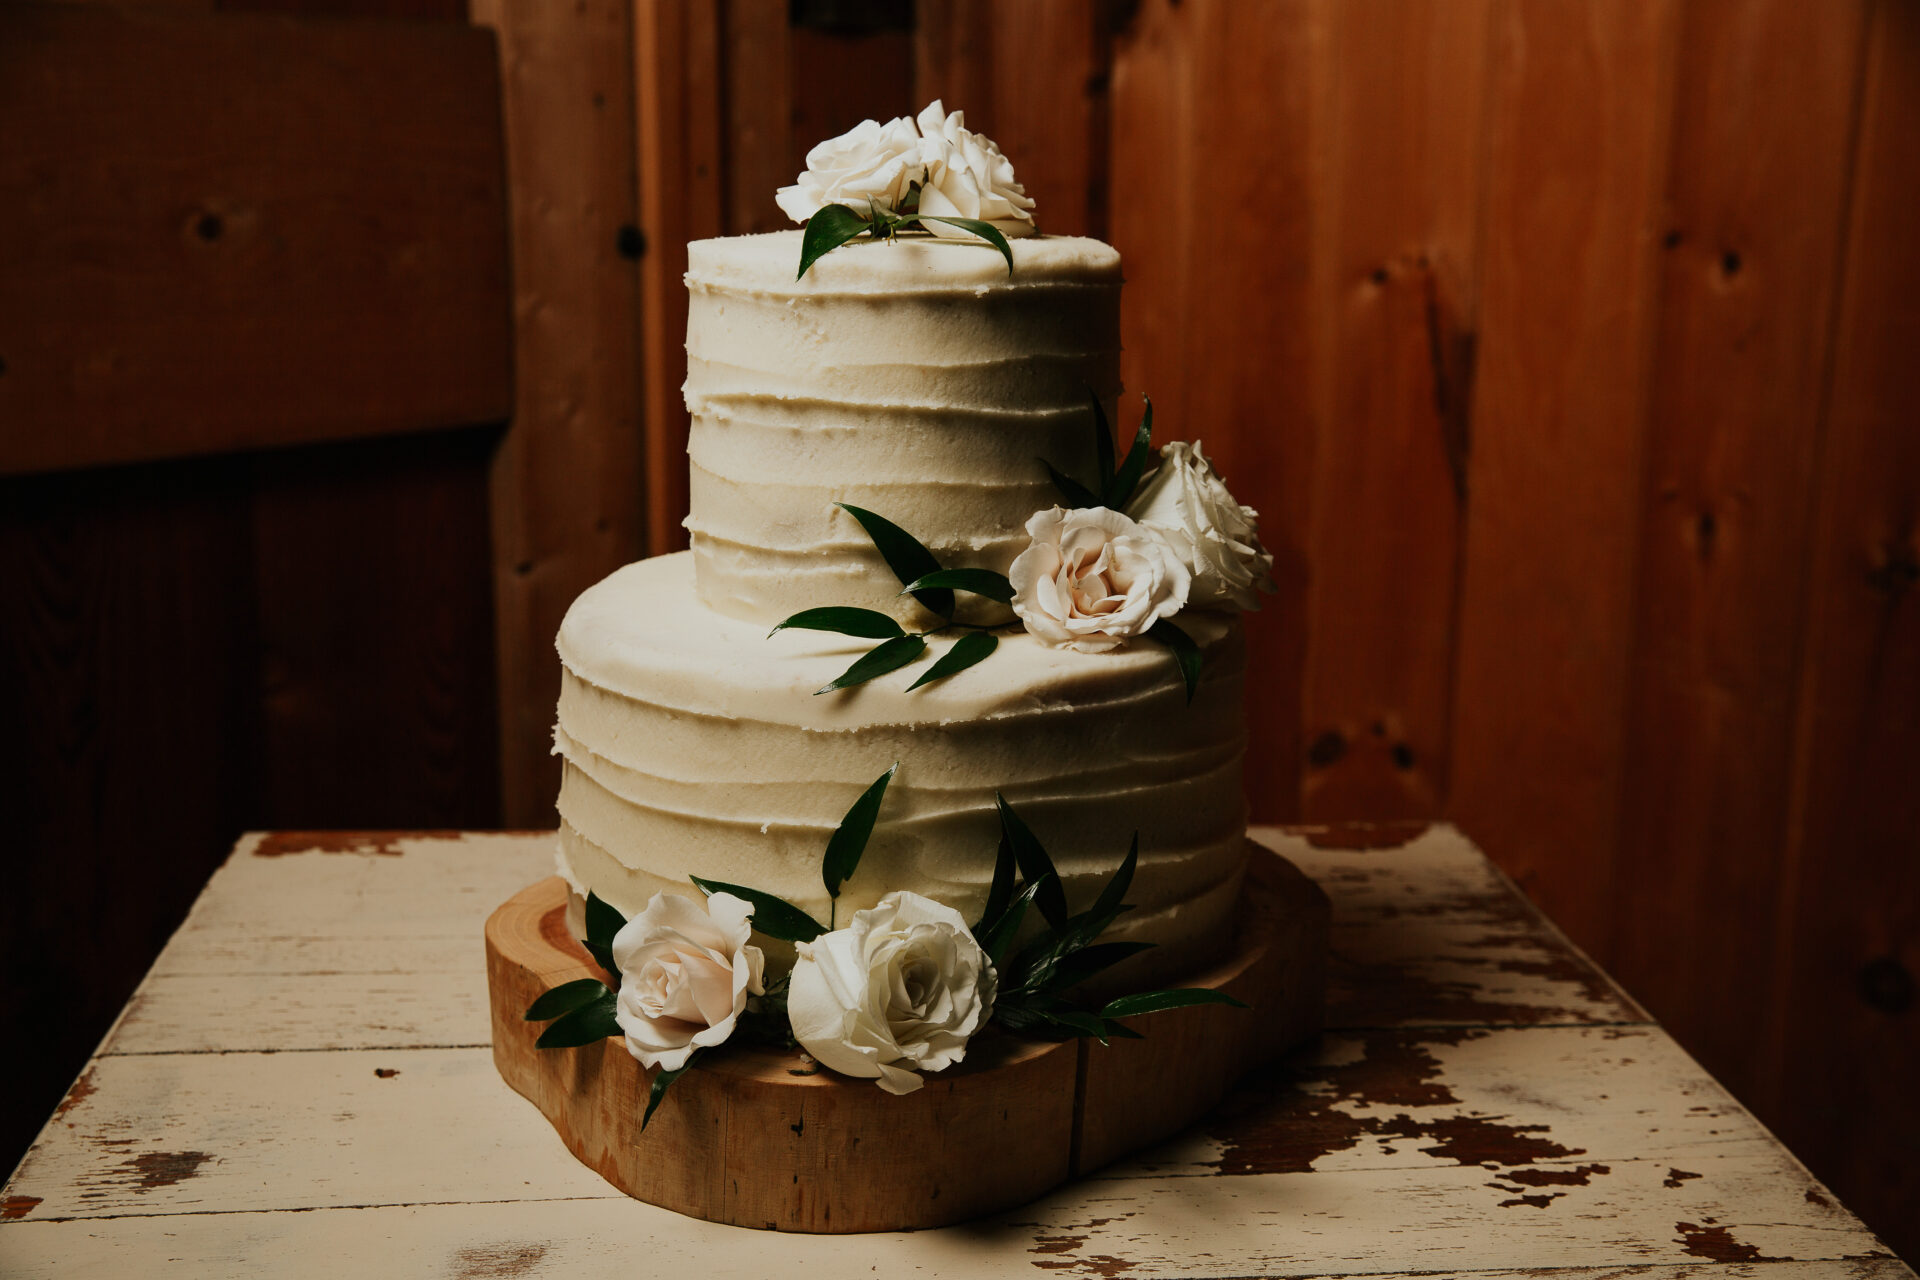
[643,1054,696,1130]
[914,215,1015,274]
[1100,988,1250,1020]
[974,823,1018,936]
[585,891,626,955]
[897,568,1015,604]
[976,875,1049,966]
[1044,1008,1123,1043]
[1043,459,1101,509]
[1088,391,1116,494]
[770,607,905,640]
[996,793,1068,930]
[823,763,897,900]
[817,634,927,694]
[906,629,998,691]
[1147,617,1203,703]
[689,876,825,942]
[797,204,871,279]
[836,503,951,617]
[534,990,620,1048]
[524,978,609,1023]
[1049,939,1156,990]
[1089,834,1138,924]
[1105,395,1155,509]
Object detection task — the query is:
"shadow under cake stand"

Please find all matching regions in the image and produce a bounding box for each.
[484,840,1329,1233]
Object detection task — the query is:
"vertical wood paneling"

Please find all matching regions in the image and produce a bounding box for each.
[1110,0,1326,821]
[1298,0,1490,822]
[914,0,1105,237]
[473,0,647,826]
[635,0,724,555]
[1447,0,1679,946]
[1768,0,1920,1259]
[720,0,792,235]
[1606,0,1870,1102]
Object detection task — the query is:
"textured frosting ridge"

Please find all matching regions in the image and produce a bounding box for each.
[554,554,1248,977]
[683,230,1120,626]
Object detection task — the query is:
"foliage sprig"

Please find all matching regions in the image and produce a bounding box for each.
[770,504,1014,695]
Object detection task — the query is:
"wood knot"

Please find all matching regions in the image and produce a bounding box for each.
[1858,956,1913,1014]
[1866,541,1918,596]
[1307,730,1347,768]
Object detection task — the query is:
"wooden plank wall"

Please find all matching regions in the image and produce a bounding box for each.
[0,0,509,1179]
[621,0,1917,1258]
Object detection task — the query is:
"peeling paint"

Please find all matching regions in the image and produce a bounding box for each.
[252,830,467,857]
[1501,1162,1609,1187]
[375,1068,401,1079]
[122,1150,214,1190]
[447,1241,551,1277]
[1675,1219,1779,1262]
[53,1067,98,1122]
[1209,1030,1586,1180]
[1498,1192,1560,1208]
[1664,1167,1702,1189]
[1,1195,42,1220]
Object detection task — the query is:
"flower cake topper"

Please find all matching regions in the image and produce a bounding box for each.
[779,101,1038,278]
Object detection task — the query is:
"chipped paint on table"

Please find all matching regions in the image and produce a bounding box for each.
[0,825,1906,1278]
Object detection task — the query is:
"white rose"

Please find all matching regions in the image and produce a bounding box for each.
[1124,441,1277,612]
[788,891,996,1095]
[611,891,766,1072]
[913,100,1037,240]
[1009,506,1191,653]
[775,115,922,224]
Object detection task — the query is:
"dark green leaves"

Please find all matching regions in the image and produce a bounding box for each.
[907,629,998,690]
[1106,395,1154,509]
[898,568,1015,604]
[1148,617,1203,703]
[796,205,1018,279]
[770,607,904,640]
[797,204,873,279]
[823,764,896,900]
[1048,392,1157,511]
[643,1056,695,1130]
[975,874,1049,966]
[838,503,951,617]
[817,634,926,695]
[523,977,609,1023]
[1044,460,1101,508]
[582,891,626,977]
[690,876,824,943]
[534,987,620,1049]
[914,216,1015,274]
[1100,988,1250,1019]
[996,793,1069,930]
[972,808,1248,1048]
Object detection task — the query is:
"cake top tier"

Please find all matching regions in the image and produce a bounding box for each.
[686,230,1121,296]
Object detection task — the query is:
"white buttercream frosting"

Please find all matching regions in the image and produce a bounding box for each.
[553,554,1248,980]
[682,230,1120,627]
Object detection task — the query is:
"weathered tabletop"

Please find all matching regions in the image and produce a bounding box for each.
[2,826,1907,1278]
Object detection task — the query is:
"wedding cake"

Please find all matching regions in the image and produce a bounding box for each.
[542,102,1276,1098]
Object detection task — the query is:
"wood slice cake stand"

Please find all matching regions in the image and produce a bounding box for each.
[484,841,1329,1233]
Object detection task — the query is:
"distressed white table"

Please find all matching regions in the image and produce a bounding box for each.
[2,825,1909,1278]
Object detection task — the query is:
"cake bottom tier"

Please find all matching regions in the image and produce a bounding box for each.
[554,552,1250,978]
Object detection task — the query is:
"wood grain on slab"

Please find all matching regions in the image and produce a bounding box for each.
[2,827,1902,1276]
[483,856,1324,1229]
